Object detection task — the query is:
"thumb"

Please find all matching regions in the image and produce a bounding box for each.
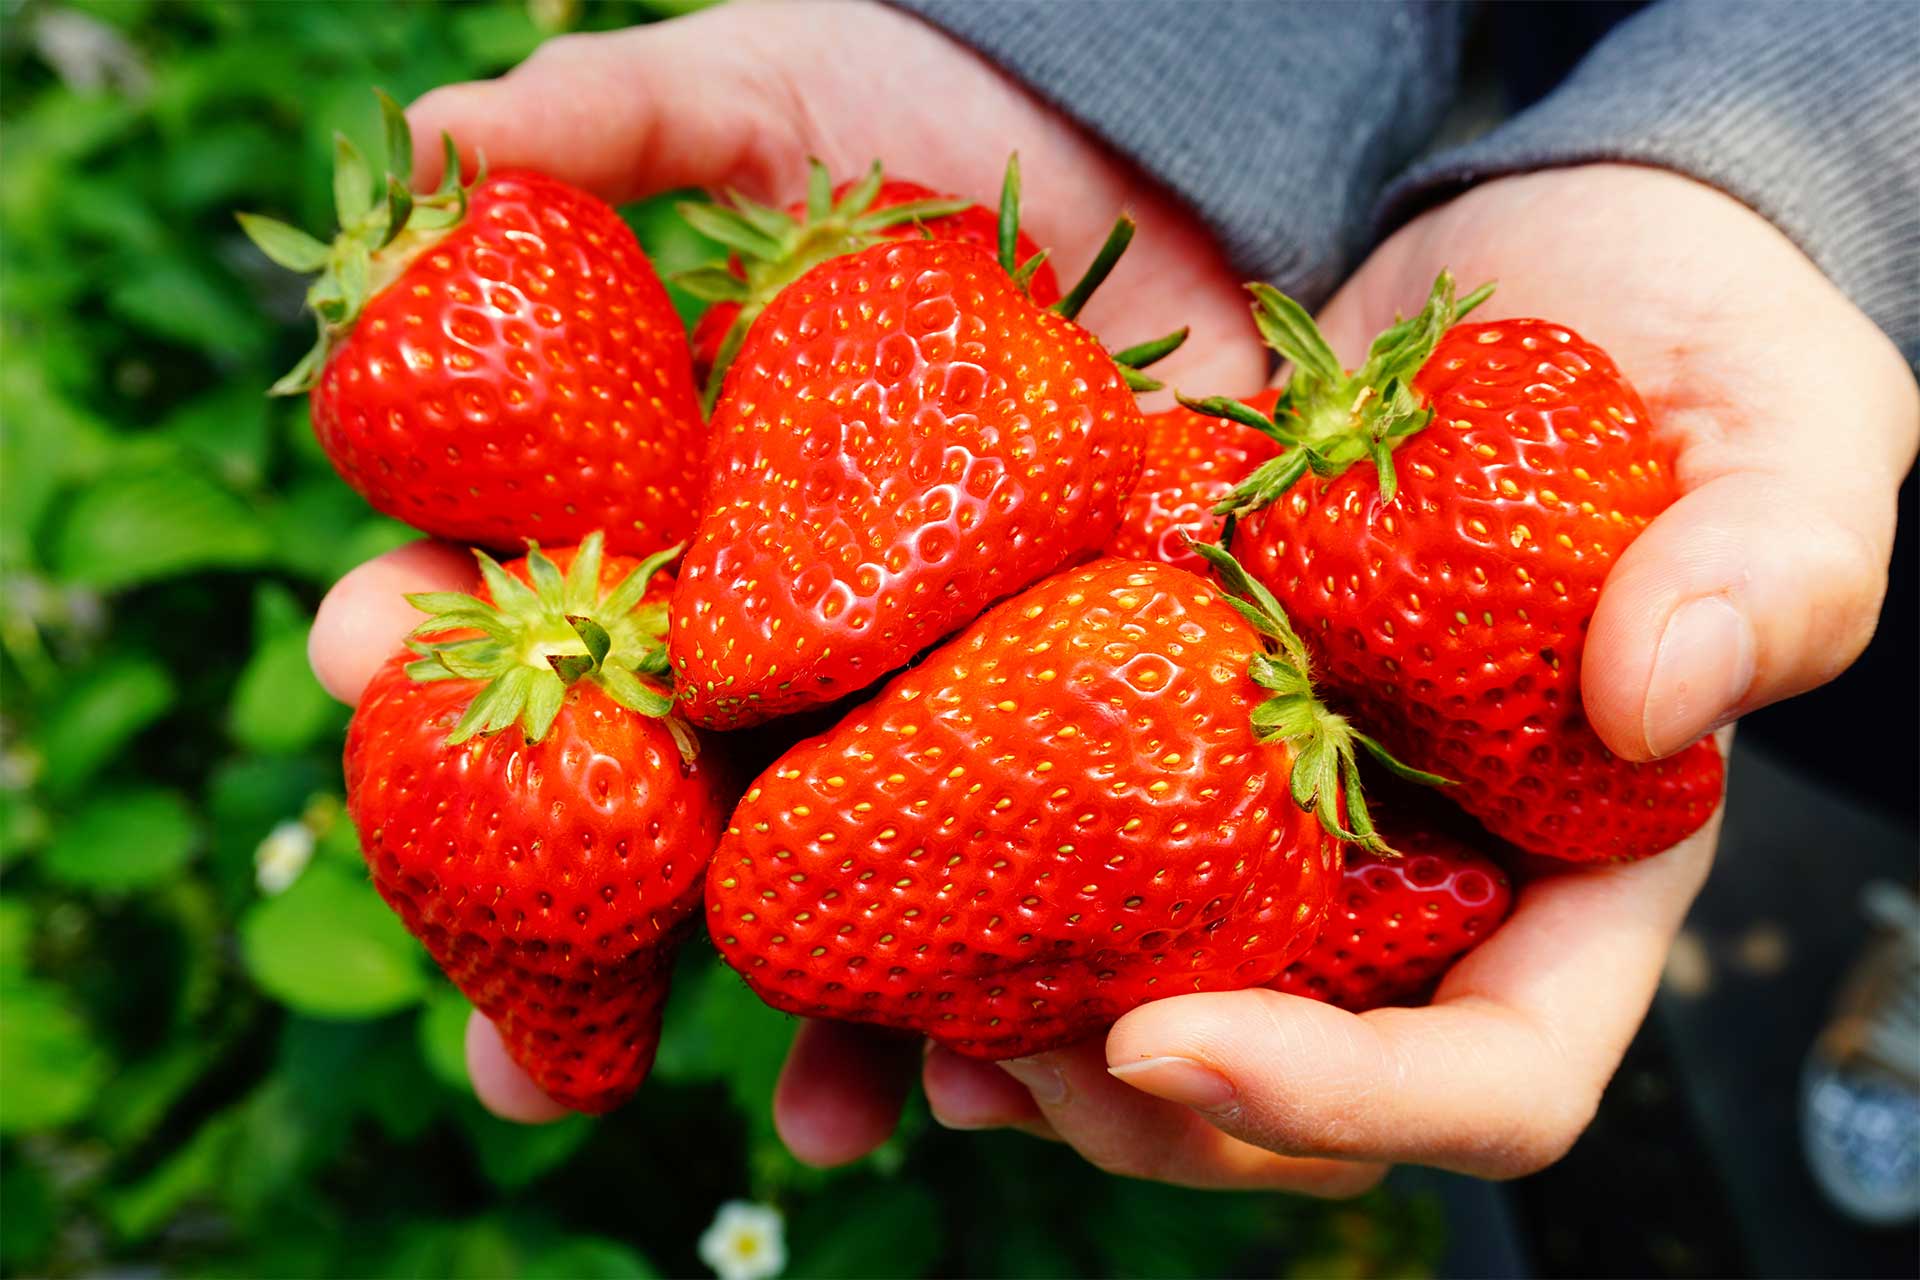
[1584,405,1916,761]
[405,9,804,201]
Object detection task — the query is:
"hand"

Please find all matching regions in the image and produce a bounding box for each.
[901,165,1916,1190]
[308,1,1262,1138]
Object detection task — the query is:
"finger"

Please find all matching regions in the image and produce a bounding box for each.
[922,1044,1056,1138]
[1582,369,1917,758]
[773,1021,918,1167]
[406,12,802,200]
[1106,798,1723,1179]
[465,1008,570,1124]
[995,1042,1386,1194]
[309,540,475,706]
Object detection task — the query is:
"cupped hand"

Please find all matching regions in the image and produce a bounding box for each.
[890,165,1916,1190]
[308,1,1261,1136]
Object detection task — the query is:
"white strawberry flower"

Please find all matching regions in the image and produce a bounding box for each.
[698,1200,786,1280]
[254,820,315,896]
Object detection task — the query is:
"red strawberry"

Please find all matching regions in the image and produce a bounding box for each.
[345,533,729,1112]
[1275,824,1513,1011]
[1194,274,1723,861]
[240,93,703,555]
[689,175,1060,385]
[1111,388,1282,573]
[669,171,1176,729]
[704,552,1444,1059]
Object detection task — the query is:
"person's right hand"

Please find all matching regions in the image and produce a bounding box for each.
[310,0,1265,1153]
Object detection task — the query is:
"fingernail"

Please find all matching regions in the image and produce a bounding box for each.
[999,1056,1069,1106]
[1106,1055,1236,1110]
[1643,596,1755,758]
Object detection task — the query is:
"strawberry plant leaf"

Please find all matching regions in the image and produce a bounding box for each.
[241,861,429,1019]
[43,787,198,891]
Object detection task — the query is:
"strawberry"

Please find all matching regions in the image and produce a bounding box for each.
[1189,274,1723,862]
[239,92,704,555]
[706,552,1439,1059]
[670,168,1182,729]
[1275,823,1513,1011]
[345,533,729,1112]
[687,173,1060,387]
[1110,389,1281,573]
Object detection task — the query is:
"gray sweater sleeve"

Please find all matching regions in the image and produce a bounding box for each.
[894,0,1468,307]
[1378,0,1920,361]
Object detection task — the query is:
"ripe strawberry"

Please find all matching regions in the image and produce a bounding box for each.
[1275,823,1513,1011]
[345,533,729,1112]
[240,92,704,555]
[706,552,1444,1059]
[670,168,1181,729]
[1192,274,1723,862]
[688,173,1060,387]
[1111,389,1281,573]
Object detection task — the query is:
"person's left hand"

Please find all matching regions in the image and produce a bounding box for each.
[762,165,1917,1189]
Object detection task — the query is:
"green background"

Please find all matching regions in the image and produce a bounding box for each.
[0,1,1442,1274]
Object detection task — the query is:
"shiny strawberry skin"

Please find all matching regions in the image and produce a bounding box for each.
[345,548,730,1112]
[312,172,705,556]
[1111,389,1281,573]
[670,240,1147,729]
[1275,825,1513,1011]
[690,178,1060,380]
[1237,320,1723,861]
[705,558,1336,1059]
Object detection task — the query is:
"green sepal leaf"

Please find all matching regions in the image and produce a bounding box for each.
[1177,392,1281,437]
[1120,367,1164,394]
[379,175,414,250]
[1011,248,1051,292]
[839,160,885,220]
[806,158,833,221]
[848,197,971,234]
[997,153,1022,275]
[331,131,374,227]
[675,202,783,261]
[235,213,330,272]
[1112,327,1189,371]
[672,267,751,304]
[375,87,412,183]
[1053,214,1135,321]
[1353,731,1454,788]
[1247,282,1343,387]
[724,189,796,243]
[568,616,612,671]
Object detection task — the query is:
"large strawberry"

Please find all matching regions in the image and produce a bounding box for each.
[1111,389,1281,573]
[1189,274,1723,861]
[706,552,1442,1059]
[1275,823,1513,1011]
[239,92,704,555]
[686,169,1061,391]
[670,170,1181,729]
[346,533,729,1112]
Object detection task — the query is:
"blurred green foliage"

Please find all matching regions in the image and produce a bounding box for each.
[0,2,1445,1275]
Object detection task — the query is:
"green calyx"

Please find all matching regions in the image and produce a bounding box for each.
[679,153,1183,404]
[403,531,695,762]
[237,88,478,395]
[1192,541,1448,857]
[675,160,973,411]
[1186,271,1494,520]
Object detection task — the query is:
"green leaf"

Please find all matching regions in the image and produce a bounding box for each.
[787,1180,943,1279]
[50,459,273,589]
[523,1237,661,1280]
[37,656,177,799]
[229,626,344,755]
[331,131,373,227]
[43,787,198,891]
[241,861,429,1019]
[0,899,30,972]
[0,975,111,1132]
[459,1106,593,1190]
[107,255,266,360]
[417,985,473,1091]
